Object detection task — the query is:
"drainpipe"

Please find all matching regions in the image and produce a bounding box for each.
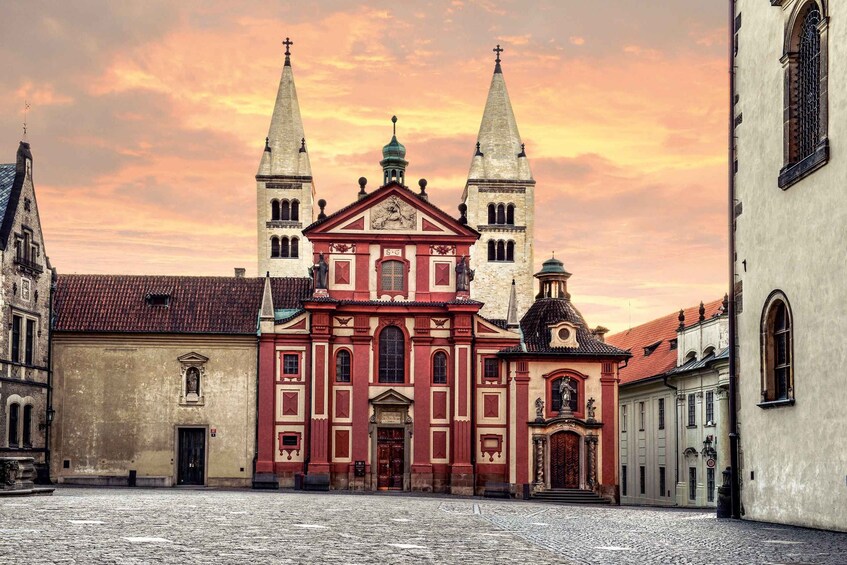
[727,0,742,520]
[44,268,56,483]
[252,328,260,478]
[662,375,679,489]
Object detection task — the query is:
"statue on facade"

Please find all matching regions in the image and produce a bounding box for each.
[559,377,572,415]
[455,255,474,291]
[311,253,329,289]
[586,397,596,422]
[186,367,199,395]
[535,397,544,421]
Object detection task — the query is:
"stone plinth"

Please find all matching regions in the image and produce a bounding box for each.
[0,457,54,496]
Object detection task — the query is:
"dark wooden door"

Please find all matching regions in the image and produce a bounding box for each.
[377,428,404,490]
[177,428,205,486]
[550,431,581,489]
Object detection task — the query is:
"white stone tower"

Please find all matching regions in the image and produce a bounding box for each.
[257,38,315,278]
[462,45,535,321]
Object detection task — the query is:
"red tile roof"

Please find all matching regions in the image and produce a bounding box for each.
[606,298,725,386]
[54,275,311,335]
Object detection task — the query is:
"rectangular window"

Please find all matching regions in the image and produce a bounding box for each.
[689,467,697,501]
[380,260,405,292]
[282,354,299,375]
[483,358,499,379]
[621,405,627,433]
[659,466,666,497]
[638,402,645,431]
[705,391,714,424]
[22,405,32,447]
[11,315,21,363]
[25,319,34,365]
[707,468,716,503]
[687,394,696,427]
[621,465,628,496]
[658,398,665,430]
[8,403,19,446]
[639,466,646,495]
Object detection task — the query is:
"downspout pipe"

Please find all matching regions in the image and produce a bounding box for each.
[728,0,742,520]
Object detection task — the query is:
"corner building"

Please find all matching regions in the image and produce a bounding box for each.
[253,48,630,498]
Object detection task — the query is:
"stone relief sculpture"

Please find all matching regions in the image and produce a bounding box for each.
[371,196,416,230]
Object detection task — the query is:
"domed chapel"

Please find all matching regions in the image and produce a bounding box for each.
[48,42,630,500]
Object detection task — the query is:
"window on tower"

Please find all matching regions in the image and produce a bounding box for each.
[271,236,280,258]
[487,204,496,224]
[487,240,496,261]
[290,237,299,258]
[506,204,515,225]
[281,200,291,221]
[280,237,290,258]
[506,241,515,261]
[271,200,280,221]
[291,199,300,221]
[496,204,505,224]
[496,241,505,261]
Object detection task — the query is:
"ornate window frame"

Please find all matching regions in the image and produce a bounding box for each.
[778,0,829,189]
[544,370,586,419]
[178,352,208,405]
[759,290,795,407]
[375,322,409,384]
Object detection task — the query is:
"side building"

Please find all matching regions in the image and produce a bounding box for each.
[733,0,847,530]
[50,274,308,487]
[608,299,728,508]
[0,141,54,483]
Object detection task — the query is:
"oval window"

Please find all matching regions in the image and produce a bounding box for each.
[558,328,571,340]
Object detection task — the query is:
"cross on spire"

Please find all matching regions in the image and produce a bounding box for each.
[493,44,503,63]
[22,100,30,139]
[283,37,293,65]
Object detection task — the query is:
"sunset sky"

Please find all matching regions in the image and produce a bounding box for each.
[0,1,729,333]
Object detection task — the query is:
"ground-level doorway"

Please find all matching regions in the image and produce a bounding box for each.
[177,427,205,486]
[376,427,404,490]
[550,431,581,488]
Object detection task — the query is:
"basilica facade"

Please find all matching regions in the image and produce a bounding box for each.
[47,45,629,500]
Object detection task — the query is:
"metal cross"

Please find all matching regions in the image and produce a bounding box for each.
[493,44,503,63]
[283,37,293,56]
[22,100,30,138]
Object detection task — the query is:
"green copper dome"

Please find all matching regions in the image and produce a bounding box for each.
[380,116,408,185]
[382,116,407,161]
[538,256,567,276]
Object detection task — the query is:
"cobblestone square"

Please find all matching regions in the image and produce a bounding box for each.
[1,488,846,564]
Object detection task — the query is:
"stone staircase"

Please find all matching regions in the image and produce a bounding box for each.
[531,488,611,505]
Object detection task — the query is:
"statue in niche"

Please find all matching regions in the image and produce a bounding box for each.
[586,397,596,422]
[559,377,572,414]
[535,397,545,421]
[455,256,474,291]
[310,253,329,289]
[371,196,415,230]
[186,367,200,398]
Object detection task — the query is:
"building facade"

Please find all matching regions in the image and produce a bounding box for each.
[0,142,53,482]
[609,299,728,508]
[733,0,847,531]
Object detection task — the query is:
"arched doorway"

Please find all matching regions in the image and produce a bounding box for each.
[550,431,581,489]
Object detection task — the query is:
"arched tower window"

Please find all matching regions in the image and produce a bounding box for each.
[496,204,506,224]
[336,350,351,383]
[290,237,299,258]
[506,241,515,261]
[378,326,405,383]
[487,240,496,261]
[291,199,300,221]
[506,204,515,225]
[271,200,280,221]
[487,204,496,224]
[496,241,505,261]
[270,237,280,258]
[761,293,794,403]
[280,236,290,258]
[780,2,829,188]
[432,351,448,384]
[280,200,291,221]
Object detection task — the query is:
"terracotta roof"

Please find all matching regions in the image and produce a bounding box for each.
[54,275,311,335]
[270,277,312,309]
[500,297,629,357]
[606,298,725,385]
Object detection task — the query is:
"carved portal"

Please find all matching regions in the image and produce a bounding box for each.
[371,196,416,230]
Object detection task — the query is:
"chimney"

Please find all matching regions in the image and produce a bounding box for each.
[234,268,246,278]
[592,326,609,343]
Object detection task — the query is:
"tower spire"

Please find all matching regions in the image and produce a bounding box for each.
[493,44,503,73]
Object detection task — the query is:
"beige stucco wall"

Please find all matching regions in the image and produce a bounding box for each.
[735,0,847,531]
[51,334,256,487]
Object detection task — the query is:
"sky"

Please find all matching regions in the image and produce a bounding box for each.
[0,0,729,333]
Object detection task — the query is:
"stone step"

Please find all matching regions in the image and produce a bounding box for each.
[532,489,611,505]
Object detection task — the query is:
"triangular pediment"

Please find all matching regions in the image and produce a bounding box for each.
[474,316,521,340]
[370,389,414,406]
[304,182,479,240]
[177,352,209,365]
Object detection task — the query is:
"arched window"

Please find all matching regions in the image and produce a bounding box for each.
[378,326,405,383]
[291,199,300,221]
[550,377,578,414]
[281,200,291,221]
[496,204,506,224]
[381,260,405,292]
[780,2,829,188]
[506,241,515,261]
[506,204,515,225]
[762,294,793,403]
[271,237,280,258]
[280,236,290,258]
[487,204,496,224]
[8,403,19,446]
[336,350,351,383]
[271,200,280,221]
[22,404,32,447]
[487,240,496,261]
[496,240,505,261]
[432,351,448,384]
[290,237,299,258]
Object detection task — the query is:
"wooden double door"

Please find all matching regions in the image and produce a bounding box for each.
[177,427,205,486]
[377,428,405,490]
[550,431,581,489]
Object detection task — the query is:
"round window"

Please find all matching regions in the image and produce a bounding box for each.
[558,328,571,340]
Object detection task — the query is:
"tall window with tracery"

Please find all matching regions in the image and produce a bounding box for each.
[432,351,448,384]
[380,261,405,292]
[378,326,405,383]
